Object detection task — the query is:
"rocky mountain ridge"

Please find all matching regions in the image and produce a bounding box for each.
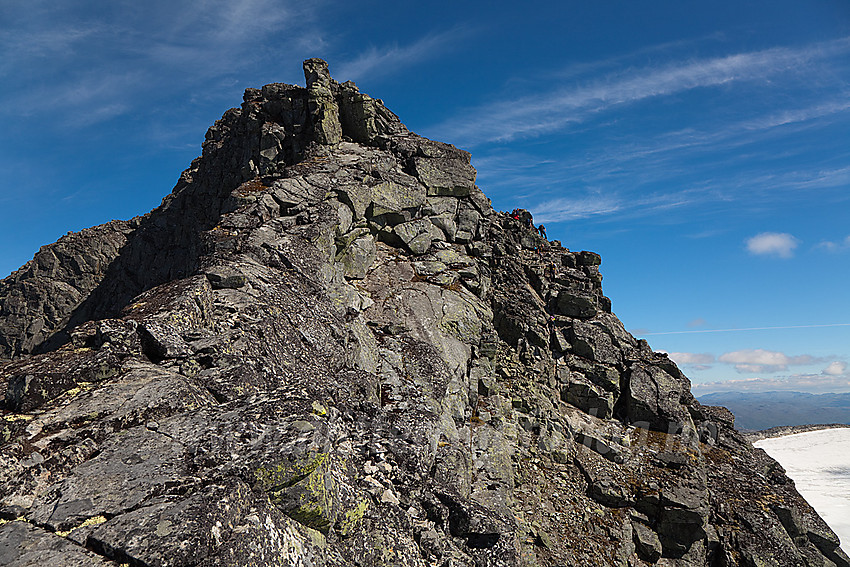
[1,59,847,567]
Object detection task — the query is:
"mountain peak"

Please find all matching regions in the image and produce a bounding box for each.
[1,60,848,567]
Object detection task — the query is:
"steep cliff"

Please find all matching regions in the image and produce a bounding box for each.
[1,59,847,567]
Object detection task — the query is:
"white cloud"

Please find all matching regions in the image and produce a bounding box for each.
[817,235,850,252]
[718,349,816,373]
[823,361,848,376]
[667,352,715,365]
[644,323,850,336]
[692,374,850,394]
[746,232,799,258]
[731,363,781,374]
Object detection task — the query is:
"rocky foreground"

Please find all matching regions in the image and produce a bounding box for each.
[1,59,848,566]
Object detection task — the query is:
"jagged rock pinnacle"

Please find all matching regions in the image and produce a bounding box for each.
[0,60,847,567]
[303,58,343,145]
[303,57,333,88]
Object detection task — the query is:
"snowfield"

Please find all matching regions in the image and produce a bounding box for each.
[755,428,850,554]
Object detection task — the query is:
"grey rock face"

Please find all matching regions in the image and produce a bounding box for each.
[1,59,846,567]
[0,522,112,566]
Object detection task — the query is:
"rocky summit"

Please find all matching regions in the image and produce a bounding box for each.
[0,59,846,567]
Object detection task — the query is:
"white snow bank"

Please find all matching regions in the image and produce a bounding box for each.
[755,428,850,554]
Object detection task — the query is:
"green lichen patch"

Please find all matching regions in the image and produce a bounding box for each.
[338,497,369,537]
[311,400,328,416]
[1,413,34,422]
[255,452,329,493]
[255,452,342,533]
[55,515,107,537]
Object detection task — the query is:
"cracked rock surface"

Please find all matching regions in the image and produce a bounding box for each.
[1,59,847,567]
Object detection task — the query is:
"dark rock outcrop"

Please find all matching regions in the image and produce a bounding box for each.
[1,59,846,567]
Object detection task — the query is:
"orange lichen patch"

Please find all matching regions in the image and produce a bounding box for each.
[630,427,698,458]
[287,154,330,174]
[234,179,269,196]
[702,445,734,465]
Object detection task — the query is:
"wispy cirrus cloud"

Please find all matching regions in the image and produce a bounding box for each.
[644,323,850,336]
[0,0,324,127]
[742,100,850,131]
[468,92,850,225]
[336,26,475,82]
[432,37,850,146]
[793,166,850,190]
[139,0,318,71]
[550,32,729,82]
[530,195,622,223]
[529,186,700,224]
[0,24,103,65]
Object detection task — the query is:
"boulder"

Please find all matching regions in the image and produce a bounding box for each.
[335,183,372,219]
[422,196,459,216]
[0,522,112,566]
[393,219,434,255]
[368,179,426,217]
[412,157,477,196]
[555,290,598,319]
[430,213,458,241]
[567,320,622,366]
[626,362,694,434]
[337,234,376,279]
[561,373,615,419]
[633,522,663,562]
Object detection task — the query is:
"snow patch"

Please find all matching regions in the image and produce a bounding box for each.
[755,428,850,554]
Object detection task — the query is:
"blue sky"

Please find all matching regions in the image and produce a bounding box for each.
[1,0,848,394]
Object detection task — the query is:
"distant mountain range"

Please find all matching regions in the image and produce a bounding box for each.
[698,391,850,431]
